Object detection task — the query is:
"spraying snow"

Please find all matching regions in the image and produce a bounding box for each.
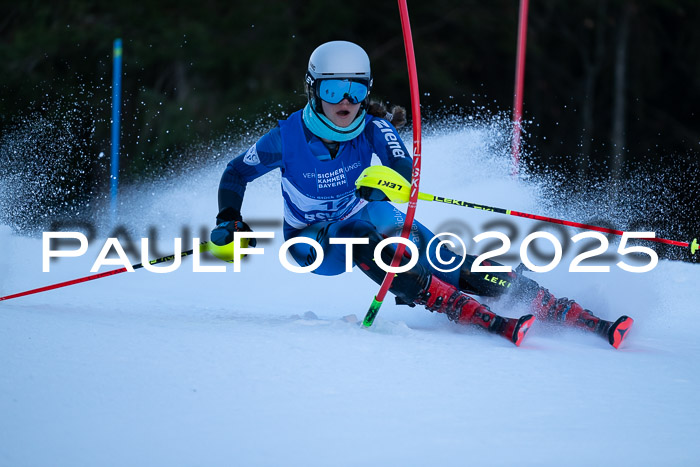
[1,115,698,466]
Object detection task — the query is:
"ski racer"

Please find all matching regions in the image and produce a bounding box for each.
[210,40,633,348]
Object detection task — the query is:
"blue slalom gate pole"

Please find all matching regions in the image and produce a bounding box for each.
[110,38,123,225]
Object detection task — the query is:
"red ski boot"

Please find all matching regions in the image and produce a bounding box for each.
[416,275,535,346]
[530,289,633,349]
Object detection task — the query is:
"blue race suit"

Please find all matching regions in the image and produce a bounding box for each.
[218,109,467,301]
[216,109,610,340]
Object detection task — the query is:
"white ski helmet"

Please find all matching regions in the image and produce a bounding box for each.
[305,41,373,106]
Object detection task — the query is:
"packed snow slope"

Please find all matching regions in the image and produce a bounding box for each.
[1,118,699,467]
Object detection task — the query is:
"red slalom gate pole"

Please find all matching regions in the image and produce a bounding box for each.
[511,0,529,176]
[362,0,423,327]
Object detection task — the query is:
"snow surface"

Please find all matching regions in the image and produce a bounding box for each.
[1,119,699,466]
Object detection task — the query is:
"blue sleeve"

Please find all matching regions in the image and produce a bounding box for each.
[365,116,413,182]
[217,125,283,222]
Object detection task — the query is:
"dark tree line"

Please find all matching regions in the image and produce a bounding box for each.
[1,0,698,254]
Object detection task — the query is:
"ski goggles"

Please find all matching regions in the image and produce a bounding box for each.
[317,79,369,104]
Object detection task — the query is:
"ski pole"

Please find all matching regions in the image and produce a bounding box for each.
[0,241,211,303]
[355,165,699,255]
[362,0,423,328]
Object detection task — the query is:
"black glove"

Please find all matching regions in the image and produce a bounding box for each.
[211,219,256,247]
[355,186,390,202]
